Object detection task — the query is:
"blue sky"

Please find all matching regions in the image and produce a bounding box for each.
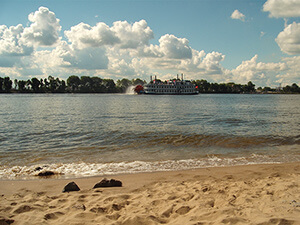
[1,0,300,87]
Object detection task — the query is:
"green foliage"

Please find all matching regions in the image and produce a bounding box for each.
[67,75,81,92]
[0,77,12,93]
[192,80,257,94]
[282,83,300,94]
[0,76,299,94]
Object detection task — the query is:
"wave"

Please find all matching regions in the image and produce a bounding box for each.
[115,132,300,149]
[1,153,299,180]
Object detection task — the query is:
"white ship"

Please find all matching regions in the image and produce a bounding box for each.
[143,74,198,95]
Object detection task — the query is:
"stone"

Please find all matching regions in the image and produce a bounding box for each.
[0,216,14,225]
[62,182,80,193]
[93,178,122,188]
[37,171,55,177]
[34,165,49,171]
[34,166,43,171]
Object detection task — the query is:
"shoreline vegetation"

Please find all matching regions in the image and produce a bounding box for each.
[0,162,299,224]
[1,75,299,94]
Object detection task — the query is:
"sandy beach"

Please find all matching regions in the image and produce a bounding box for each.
[0,162,299,225]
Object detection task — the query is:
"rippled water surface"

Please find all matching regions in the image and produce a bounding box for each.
[0,94,299,179]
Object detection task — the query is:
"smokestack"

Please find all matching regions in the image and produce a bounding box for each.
[181,73,184,81]
[155,75,157,80]
[150,75,152,81]
[177,74,179,80]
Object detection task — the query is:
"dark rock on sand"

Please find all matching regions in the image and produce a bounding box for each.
[34,166,43,171]
[0,216,14,225]
[34,165,49,171]
[62,182,80,193]
[93,178,122,188]
[37,171,55,177]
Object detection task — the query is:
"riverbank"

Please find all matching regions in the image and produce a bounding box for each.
[1,162,299,224]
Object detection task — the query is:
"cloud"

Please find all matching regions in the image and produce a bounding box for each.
[1,6,299,87]
[231,55,287,85]
[50,41,109,70]
[0,24,33,58]
[137,44,163,58]
[111,20,154,49]
[137,34,193,60]
[159,34,192,59]
[202,52,225,73]
[263,0,300,18]
[64,22,120,49]
[65,19,153,50]
[278,56,300,84]
[276,22,300,55]
[0,7,61,67]
[22,6,61,46]
[231,10,245,22]
[109,59,135,76]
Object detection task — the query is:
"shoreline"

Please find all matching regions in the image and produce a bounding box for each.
[0,162,294,193]
[1,162,299,224]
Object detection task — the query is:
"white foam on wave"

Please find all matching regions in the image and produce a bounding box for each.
[0,154,289,180]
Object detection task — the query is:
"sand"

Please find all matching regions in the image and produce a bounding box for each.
[0,162,299,225]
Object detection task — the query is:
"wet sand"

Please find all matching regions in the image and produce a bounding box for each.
[1,162,299,225]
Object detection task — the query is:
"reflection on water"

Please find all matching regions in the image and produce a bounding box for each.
[0,94,299,179]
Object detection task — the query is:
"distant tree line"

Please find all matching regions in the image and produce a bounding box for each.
[256,83,300,94]
[0,75,299,94]
[192,80,257,93]
[0,76,145,93]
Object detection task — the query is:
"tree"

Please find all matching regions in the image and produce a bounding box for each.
[14,79,18,90]
[44,78,49,91]
[3,77,12,93]
[31,78,41,92]
[103,79,116,93]
[47,76,56,92]
[80,76,93,93]
[193,79,210,93]
[67,75,81,92]
[246,81,255,93]
[91,77,104,93]
[55,78,66,93]
[0,77,3,92]
[132,78,145,86]
[116,78,132,92]
[18,80,27,92]
[291,83,300,93]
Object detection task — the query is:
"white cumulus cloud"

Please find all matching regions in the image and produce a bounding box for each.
[64,19,153,50]
[159,34,192,59]
[111,20,154,49]
[0,24,33,57]
[22,6,61,47]
[64,22,120,49]
[202,51,225,73]
[231,10,245,21]
[51,41,109,70]
[276,22,300,55]
[263,0,300,18]
[278,56,300,84]
[231,55,287,85]
[1,6,299,87]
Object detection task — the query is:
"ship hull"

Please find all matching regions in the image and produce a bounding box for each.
[144,92,198,95]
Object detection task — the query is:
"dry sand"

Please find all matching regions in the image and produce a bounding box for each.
[0,162,299,225]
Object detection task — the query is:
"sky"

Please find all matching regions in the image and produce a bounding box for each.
[0,0,300,87]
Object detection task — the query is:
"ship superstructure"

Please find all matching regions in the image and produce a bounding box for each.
[143,74,198,95]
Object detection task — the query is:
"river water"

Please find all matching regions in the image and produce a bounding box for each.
[0,94,299,180]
